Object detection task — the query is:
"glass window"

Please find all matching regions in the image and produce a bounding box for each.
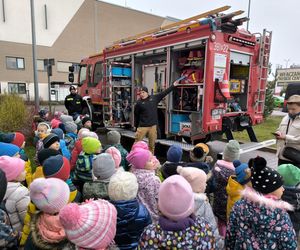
[8,83,26,94]
[93,62,103,86]
[6,57,25,70]
[79,65,87,86]
[37,59,46,71]
[87,65,93,87]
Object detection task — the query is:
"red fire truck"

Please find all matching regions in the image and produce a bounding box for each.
[74,5,272,144]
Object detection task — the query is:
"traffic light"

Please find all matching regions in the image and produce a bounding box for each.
[69,65,74,83]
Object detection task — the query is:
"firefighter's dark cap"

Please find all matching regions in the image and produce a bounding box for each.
[70,85,76,91]
[141,86,148,93]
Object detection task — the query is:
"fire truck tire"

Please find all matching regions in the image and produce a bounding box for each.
[82,107,90,117]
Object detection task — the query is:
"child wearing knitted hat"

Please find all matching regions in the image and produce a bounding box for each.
[82,153,116,201]
[139,175,216,249]
[34,122,51,165]
[177,166,224,249]
[0,169,19,249]
[52,128,71,160]
[226,160,251,220]
[0,142,20,157]
[43,154,81,203]
[108,171,151,249]
[126,148,161,222]
[70,128,89,170]
[50,111,62,129]
[64,121,78,152]
[103,130,129,171]
[81,116,92,129]
[59,199,117,250]
[159,145,185,181]
[24,178,74,250]
[105,146,122,169]
[226,157,297,249]
[73,137,102,192]
[212,139,240,237]
[277,163,300,237]
[0,156,30,232]
[20,148,60,246]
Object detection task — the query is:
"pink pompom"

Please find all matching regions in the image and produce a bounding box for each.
[59,203,81,229]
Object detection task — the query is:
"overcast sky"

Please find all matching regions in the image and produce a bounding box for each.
[103,0,299,75]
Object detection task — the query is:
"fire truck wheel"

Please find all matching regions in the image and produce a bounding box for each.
[82,107,90,116]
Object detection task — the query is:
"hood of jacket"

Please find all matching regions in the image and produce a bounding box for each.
[242,186,294,211]
[31,212,69,249]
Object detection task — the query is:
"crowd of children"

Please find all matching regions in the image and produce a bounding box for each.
[0,110,299,249]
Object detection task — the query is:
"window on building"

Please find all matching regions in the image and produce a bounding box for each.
[93,62,103,87]
[6,57,25,70]
[37,59,46,71]
[57,61,80,73]
[8,82,26,94]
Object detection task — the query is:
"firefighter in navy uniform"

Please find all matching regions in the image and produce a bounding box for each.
[64,86,83,117]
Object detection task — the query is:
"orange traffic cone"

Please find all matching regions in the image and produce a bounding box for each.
[220,72,231,99]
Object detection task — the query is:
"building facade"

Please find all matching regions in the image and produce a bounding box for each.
[0,0,174,101]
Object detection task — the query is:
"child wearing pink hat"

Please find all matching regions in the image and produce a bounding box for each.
[59,199,117,250]
[177,166,224,249]
[103,130,129,171]
[139,175,216,249]
[0,156,30,232]
[105,146,122,169]
[126,148,161,222]
[24,178,73,249]
[70,128,89,170]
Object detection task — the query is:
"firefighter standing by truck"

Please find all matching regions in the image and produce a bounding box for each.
[134,82,179,154]
[64,86,83,117]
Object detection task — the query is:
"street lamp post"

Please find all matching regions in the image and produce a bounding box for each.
[30,0,39,111]
[247,0,251,30]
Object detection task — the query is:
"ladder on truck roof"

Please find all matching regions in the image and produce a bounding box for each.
[111,6,245,47]
[255,29,272,114]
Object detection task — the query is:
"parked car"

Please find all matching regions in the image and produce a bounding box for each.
[273,95,284,108]
[282,83,300,112]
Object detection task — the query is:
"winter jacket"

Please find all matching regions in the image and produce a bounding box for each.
[4,182,30,232]
[226,175,245,220]
[24,212,75,250]
[60,139,71,160]
[70,140,82,171]
[0,207,19,249]
[138,215,216,249]
[65,132,77,152]
[103,144,129,171]
[276,115,300,162]
[212,160,235,223]
[134,85,175,128]
[24,159,33,187]
[21,179,80,246]
[282,186,300,234]
[82,181,110,201]
[132,169,161,222]
[34,139,44,165]
[111,199,151,250]
[64,93,83,115]
[32,166,44,181]
[73,152,94,183]
[194,193,223,249]
[66,179,81,203]
[226,186,297,250]
[20,202,37,246]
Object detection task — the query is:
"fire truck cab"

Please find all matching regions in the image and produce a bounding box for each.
[76,6,272,144]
